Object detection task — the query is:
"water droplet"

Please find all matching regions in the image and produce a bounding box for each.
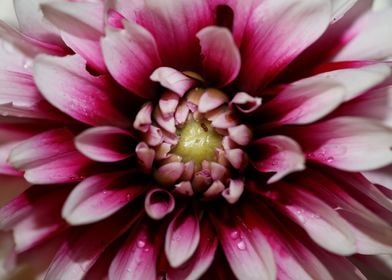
[143,247,150,252]
[230,231,240,239]
[137,240,146,248]
[237,240,246,250]
[327,157,334,163]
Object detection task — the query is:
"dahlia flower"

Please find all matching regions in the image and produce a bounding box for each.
[0,0,392,279]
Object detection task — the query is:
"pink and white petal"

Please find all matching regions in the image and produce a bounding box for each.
[75,126,134,163]
[102,21,161,98]
[250,135,305,183]
[228,125,252,146]
[108,222,161,280]
[133,102,153,133]
[9,129,92,184]
[197,26,241,87]
[165,208,200,268]
[45,208,141,280]
[150,67,198,97]
[294,117,392,171]
[144,189,175,220]
[221,179,244,204]
[154,162,184,187]
[212,210,276,280]
[62,172,144,225]
[135,142,155,171]
[167,218,218,280]
[41,1,106,72]
[14,0,64,47]
[159,91,180,118]
[272,184,356,255]
[33,54,129,127]
[198,88,229,113]
[238,0,331,93]
[230,92,262,114]
[136,0,213,69]
[333,8,392,61]
[362,164,392,190]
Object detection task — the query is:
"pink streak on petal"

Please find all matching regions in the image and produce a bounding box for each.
[251,135,305,183]
[62,172,144,225]
[33,54,129,127]
[197,26,241,87]
[144,188,175,220]
[102,21,161,98]
[75,126,133,163]
[165,208,200,268]
[150,67,198,97]
[238,0,330,93]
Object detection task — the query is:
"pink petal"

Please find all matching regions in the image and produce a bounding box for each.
[9,128,92,184]
[251,135,305,183]
[154,106,176,134]
[133,102,153,133]
[225,149,247,170]
[165,208,200,268]
[221,179,244,204]
[101,21,161,98]
[273,183,356,255]
[238,0,330,93]
[333,8,392,61]
[144,189,175,220]
[295,117,392,171]
[46,208,140,280]
[135,0,213,69]
[135,142,155,172]
[230,92,262,114]
[167,218,218,280]
[75,126,134,163]
[154,162,185,186]
[362,164,392,191]
[41,1,106,72]
[33,54,129,127]
[198,88,229,113]
[143,126,163,147]
[150,67,198,97]
[62,172,144,225]
[228,125,252,146]
[212,210,276,280]
[0,185,70,252]
[159,91,180,118]
[109,222,161,280]
[197,26,241,87]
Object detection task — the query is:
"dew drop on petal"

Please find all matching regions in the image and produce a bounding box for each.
[237,240,246,250]
[137,240,146,248]
[230,231,240,239]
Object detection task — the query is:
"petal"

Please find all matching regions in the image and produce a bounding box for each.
[33,54,129,127]
[133,102,153,133]
[238,0,330,93]
[230,92,262,113]
[250,135,305,183]
[333,8,392,61]
[150,67,198,97]
[294,117,392,171]
[75,126,134,163]
[41,1,106,72]
[221,179,244,204]
[197,26,241,87]
[109,222,161,280]
[211,209,276,280]
[135,0,213,69]
[154,162,184,186]
[9,128,92,184]
[101,21,161,98]
[165,208,200,268]
[198,88,228,113]
[144,189,175,220]
[228,125,252,146]
[167,218,218,280]
[362,164,392,190]
[62,172,145,225]
[45,208,141,280]
[331,0,358,22]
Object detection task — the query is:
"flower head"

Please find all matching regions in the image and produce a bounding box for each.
[0,0,392,279]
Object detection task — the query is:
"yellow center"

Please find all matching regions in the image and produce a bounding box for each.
[172,120,222,166]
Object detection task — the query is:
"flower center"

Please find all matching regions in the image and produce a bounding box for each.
[172,120,222,166]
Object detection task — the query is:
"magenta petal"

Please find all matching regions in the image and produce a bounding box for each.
[62,172,144,225]
[144,189,175,220]
[238,0,330,93]
[165,208,200,268]
[295,117,392,171]
[197,26,241,87]
[102,21,161,98]
[9,129,92,184]
[41,1,106,72]
[75,126,133,163]
[33,54,129,127]
[150,67,198,97]
[251,135,305,183]
[46,209,141,280]
[167,218,218,280]
[109,222,160,280]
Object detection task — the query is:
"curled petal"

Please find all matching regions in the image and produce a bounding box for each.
[250,136,305,183]
[133,102,153,133]
[135,142,155,171]
[159,91,180,118]
[221,179,244,204]
[144,189,175,220]
[230,92,262,113]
